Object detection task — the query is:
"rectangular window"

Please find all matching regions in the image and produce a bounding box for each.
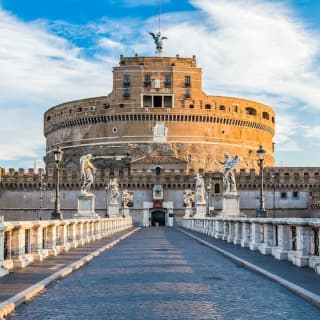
[123,88,130,98]
[144,74,151,86]
[293,191,299,199]
[164,96,173,108]
[165,75,172,87]
[185,75,191,87]
[143,95,152,108]
[280,192,287,199]
[185,89,191,98]
[123,75,130,86]
[154,95,162,108]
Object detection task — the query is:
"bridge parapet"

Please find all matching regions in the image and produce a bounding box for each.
[0,216,133,276]
[181,217,320,275]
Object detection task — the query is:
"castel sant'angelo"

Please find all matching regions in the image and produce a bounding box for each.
[1,30,320,222]
[44,53,275,172]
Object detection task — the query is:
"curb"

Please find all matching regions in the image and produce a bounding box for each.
[0,227,140,319]
[177,228,320,309]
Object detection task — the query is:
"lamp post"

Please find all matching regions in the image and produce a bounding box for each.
[271,174,276,218]
[256,145,267,217]
[51,147,63,220]
[206,182,212,217]
[39,169,46,220]
[105,183,110,217]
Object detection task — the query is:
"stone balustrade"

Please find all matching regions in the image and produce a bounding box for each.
[0,216,133,277]
[181,217,320,275]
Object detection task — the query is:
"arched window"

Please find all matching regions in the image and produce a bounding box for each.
[155,167,161,176]
[205,104,211,110]
[262,112,269,120]
[245,107,257,116]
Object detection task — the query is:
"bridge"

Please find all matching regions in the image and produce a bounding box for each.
[0,216,320,319]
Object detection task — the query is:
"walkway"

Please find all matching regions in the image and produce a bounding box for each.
[6,228,320,320]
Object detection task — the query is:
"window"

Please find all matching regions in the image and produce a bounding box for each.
[143,95,152,108]
[46,116,51,121]
[185,89,191,99]
[154,96,162,108]
[245,107,257,116]
[205,104,211,110]
[189,104,194,109]
[185,75,191,87]
[103,103,110,109]
[91,106,96,111]
[263,112,269,120]
[219,105,226,111]
[155,167,161,176]
[119,103,124,108]
[293,191,299,199]
[123,88,130,98]
[144,74,151,86]
[76,107,82,112]
[165,75,172,87]
[280,192,287,199]
[164,96,173,108]
[233,104,238,112]
[123,75,130,86]
[214,183,220,194]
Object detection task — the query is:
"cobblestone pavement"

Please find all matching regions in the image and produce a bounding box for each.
[9,228,320,320]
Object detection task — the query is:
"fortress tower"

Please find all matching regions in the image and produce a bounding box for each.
[44,54,275,172]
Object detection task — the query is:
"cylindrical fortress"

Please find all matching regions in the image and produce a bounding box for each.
[44,55,275,171]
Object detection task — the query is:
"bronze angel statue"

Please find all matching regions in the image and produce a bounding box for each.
[149,31,168,54]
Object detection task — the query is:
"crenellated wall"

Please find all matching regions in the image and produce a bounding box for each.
[1,166,320,219]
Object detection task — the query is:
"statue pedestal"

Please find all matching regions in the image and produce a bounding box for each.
[219,193,244,217]
[74,194,99,219]
[122,208,130,217]
[108,203,120,218]
[183,208,193,219]
[193,204,207,219]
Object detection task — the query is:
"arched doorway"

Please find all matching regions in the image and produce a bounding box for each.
[151,210,166,226]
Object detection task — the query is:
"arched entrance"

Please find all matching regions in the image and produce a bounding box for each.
[151,210,166,226]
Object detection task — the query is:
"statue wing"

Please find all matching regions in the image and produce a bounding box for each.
[231,156,240,167]
[149,32,155,39]
[80,155,86,179]
[162,36,168,40]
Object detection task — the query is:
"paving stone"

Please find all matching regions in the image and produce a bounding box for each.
[9,228,320,320]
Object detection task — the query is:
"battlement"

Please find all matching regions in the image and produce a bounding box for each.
[1,166,320,191]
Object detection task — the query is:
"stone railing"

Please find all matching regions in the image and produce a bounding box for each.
[181,217,320,275]
[0,216,133,277]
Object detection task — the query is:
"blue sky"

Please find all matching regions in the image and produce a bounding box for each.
[0,0,320,169]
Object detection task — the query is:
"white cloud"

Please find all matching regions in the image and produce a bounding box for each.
[0,8,113,164]
[1,0,320,167]
[273,113,304,152]
[305,126,320,139]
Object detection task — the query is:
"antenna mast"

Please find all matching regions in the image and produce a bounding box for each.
[149,0,167,56]
[158,0,161,33]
